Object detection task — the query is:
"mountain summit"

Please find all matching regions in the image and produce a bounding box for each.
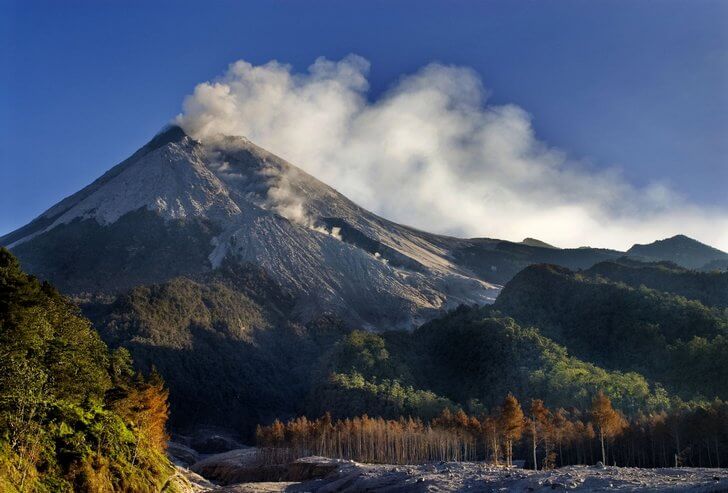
[627,234,728,270]
[2,126,498,328]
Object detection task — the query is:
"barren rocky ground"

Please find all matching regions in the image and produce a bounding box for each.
[172,448,728,492]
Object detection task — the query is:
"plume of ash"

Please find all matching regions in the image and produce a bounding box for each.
[263,167,342,240]
[202,136,343,240]
[177,55,728,251]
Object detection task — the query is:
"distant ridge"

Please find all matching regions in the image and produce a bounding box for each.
[627,234,728,270]
[521,237,556,249]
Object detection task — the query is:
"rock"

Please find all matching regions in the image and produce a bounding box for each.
[168,441,200,467]
[286,456,341,481]
[594,461,605,469]
[191,448,285,485]
[191,427,245,453]
[184,457,728,492]
[217,482,298,492]
[315,470,362,493]
[169,464,218,492]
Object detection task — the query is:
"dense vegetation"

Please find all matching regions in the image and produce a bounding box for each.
[81,270,674,441]
[258,260,728,469]
[259,393,728,469]
[0,249,177,492]
[494,264,728,400]
[85,262,351,435]
[586,258,728,308]
[78,260,726,444]
[309,311,668,420]
[33,249,722,473]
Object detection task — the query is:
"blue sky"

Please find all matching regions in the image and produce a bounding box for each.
[2,0,727,246]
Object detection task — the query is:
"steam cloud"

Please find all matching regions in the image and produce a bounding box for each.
[263,167,342,240]
[176,55,728,251]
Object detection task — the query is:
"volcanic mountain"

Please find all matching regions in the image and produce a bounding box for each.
[5,126,725,330]
[2,126,501,329]
[6,126,728,435]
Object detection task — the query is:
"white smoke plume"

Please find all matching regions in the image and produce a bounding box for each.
[176,55,728,251]
[264,166,342,240]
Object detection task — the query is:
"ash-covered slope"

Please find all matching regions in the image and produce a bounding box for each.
[3,126,498,329]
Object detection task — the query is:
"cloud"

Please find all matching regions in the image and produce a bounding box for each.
[176,55,728,251]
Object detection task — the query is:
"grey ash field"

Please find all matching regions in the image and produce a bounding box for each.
[175,455,728,492]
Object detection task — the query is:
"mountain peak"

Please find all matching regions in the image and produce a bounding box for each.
[627,234,728,270]
[146,124,189,150]
[521,237,556,249]
[2,127,499,328]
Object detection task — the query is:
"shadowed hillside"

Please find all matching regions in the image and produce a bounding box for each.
[494,264,728,400]
[586,257,728,308]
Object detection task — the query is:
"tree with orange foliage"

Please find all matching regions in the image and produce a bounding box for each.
[499,394,525,467]
[482,413,501,465]
[109,370,170,465]
[551,408,569,466]
[254,397,728,469]
[591,391,626,464]
[528,399,551,470]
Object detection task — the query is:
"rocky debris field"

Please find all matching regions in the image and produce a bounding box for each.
[170,444,728,493]
[289,461,728,492]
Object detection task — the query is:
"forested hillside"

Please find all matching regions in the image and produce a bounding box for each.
[83,269,678,440]
[84,261,352,435]
[451,239,621,285]
[585,258,728,308]
[309,310,668,419]
[4,241,728,480]
[76,258,728,447]
[0,249,176,492]
[494,264,728,400]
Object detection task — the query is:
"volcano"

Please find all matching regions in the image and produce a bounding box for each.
[2,126,500,329]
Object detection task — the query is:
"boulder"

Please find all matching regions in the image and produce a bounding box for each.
[286,456,343,481]
[168,441,200,467]
[191,448,286,485]
[191,427,246,453]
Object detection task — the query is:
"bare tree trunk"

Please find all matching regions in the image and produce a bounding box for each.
[715,437,720,468]
[532,422,538,470]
